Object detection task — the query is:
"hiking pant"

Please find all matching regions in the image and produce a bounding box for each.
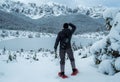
[59,48,76,72]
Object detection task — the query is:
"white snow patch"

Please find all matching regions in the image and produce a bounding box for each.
[98,60,115,75]
[115,57,120,71]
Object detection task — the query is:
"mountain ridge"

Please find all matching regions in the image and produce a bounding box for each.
[0,0,106,19]
[0,10,105,34]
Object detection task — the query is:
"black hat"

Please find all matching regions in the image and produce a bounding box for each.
[63,23,68,28]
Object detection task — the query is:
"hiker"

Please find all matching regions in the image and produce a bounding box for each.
[54,23,78,79]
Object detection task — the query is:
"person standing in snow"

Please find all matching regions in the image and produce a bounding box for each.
[54,23,78,79]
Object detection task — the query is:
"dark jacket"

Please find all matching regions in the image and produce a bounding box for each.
[54,23,76,50]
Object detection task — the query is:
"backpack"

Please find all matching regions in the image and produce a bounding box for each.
[61,33,70,49]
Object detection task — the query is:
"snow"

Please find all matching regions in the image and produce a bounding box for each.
[0,0,5,4]
[0,9,120,81]
[103,8,120,19]
[0,7,120,81]
[0,0,120,81]
[89,7,120,75]
[0,29,120,82]
[0,0,106,19]
[98,60,115,75]
[90,37,107,55]
[115,57,120,71]
[108,13,120,51]
[0,56,59,82]
[1,52,120,82]
[1,29,119,82]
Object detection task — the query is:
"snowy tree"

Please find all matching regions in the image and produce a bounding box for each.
[105,17,112,30]
[98,60,115,75]
[90,10,120,75]
[35,33,40,38]
[72,41,78,51]
[33,52,39,61]
[7,51,12,62]
[103,8,120,30]
[1,30,8,38]
[2,47,6,55]
[28,34,33,38]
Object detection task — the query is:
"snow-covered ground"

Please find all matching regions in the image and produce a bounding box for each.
[1,29,120,82]
[0,50,120,82]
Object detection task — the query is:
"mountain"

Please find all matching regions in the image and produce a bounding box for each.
[0,0,106,19]
[35,14,105,34]
[0,10,37,31]
[0,10,105,34]
[0,0,106,34]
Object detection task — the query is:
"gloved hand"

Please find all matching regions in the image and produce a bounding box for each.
[54,49,58,59]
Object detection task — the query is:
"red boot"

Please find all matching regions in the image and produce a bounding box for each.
[58,72,68,79]
[71,68,79,76]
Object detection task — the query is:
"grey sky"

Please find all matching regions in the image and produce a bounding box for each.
[12,0,120,8]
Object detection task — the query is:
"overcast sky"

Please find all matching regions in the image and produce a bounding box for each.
[12,0,120,8]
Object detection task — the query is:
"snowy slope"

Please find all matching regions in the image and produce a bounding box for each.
[0,29,120,82]
[0,50,120,82]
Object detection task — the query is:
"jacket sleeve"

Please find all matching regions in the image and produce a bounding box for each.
[69,23,76,34]
[54,32,60,50]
